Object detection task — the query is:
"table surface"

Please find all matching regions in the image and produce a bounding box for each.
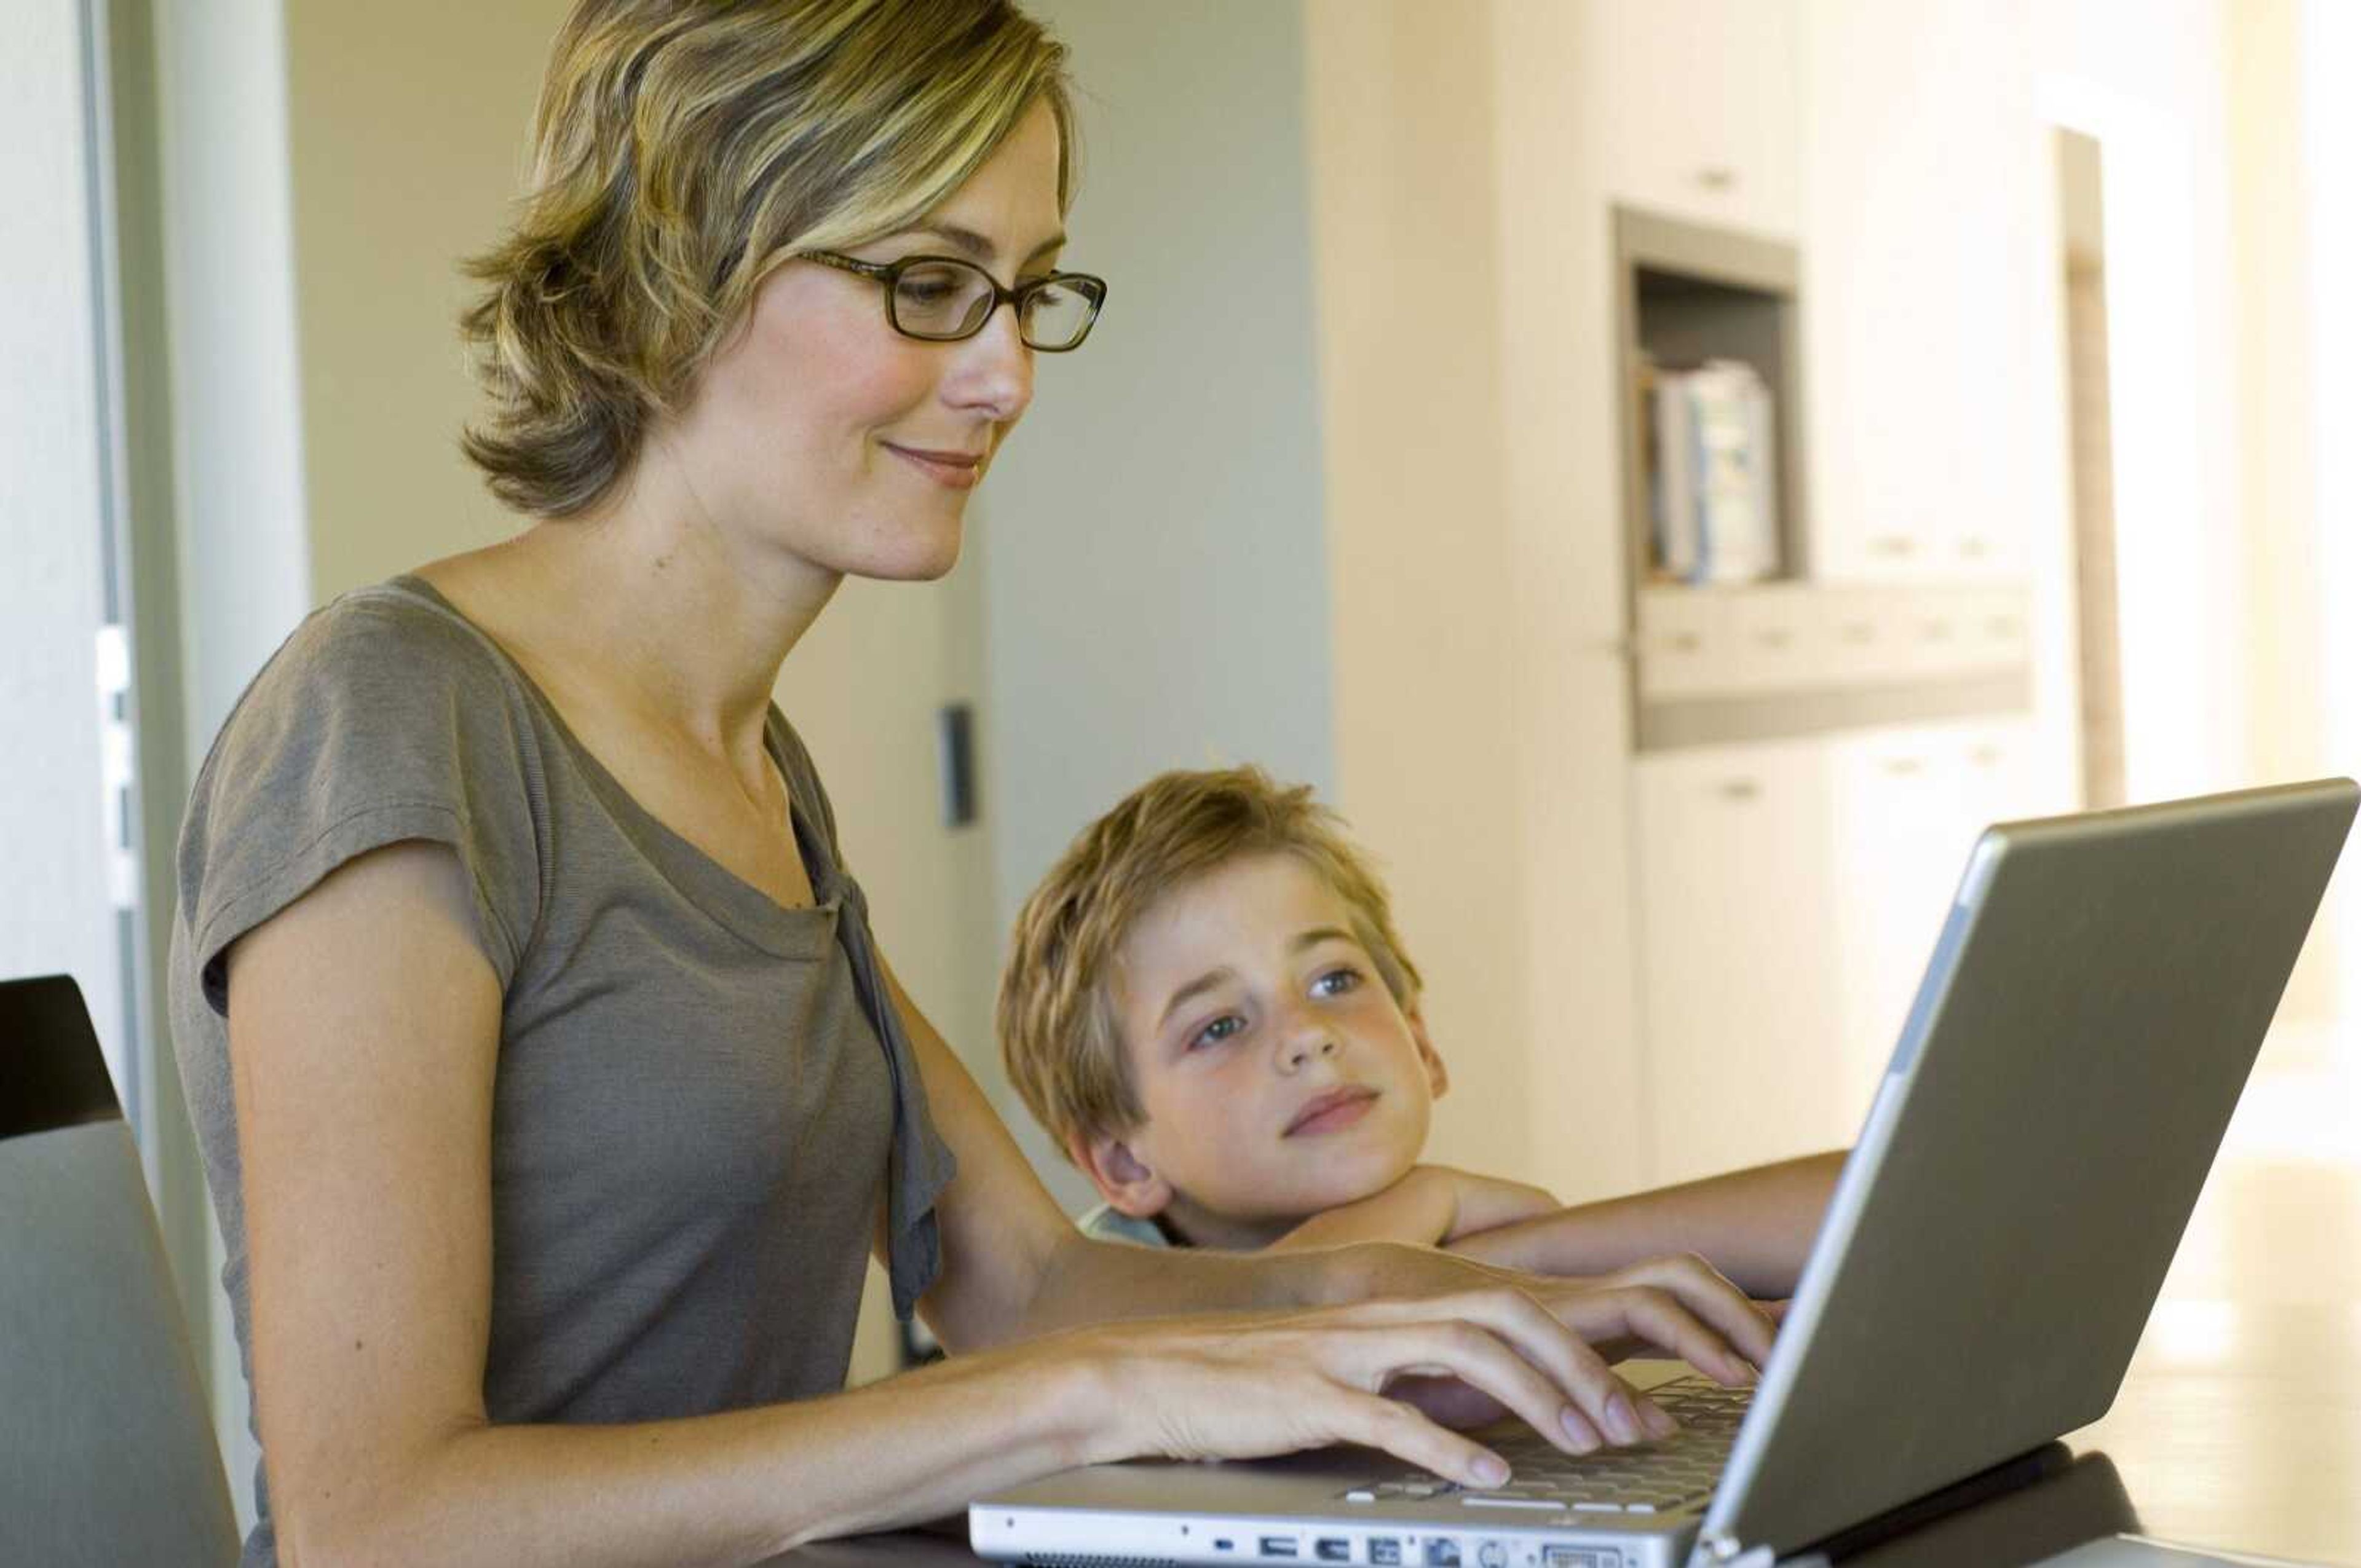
[769,1154,2361,1567]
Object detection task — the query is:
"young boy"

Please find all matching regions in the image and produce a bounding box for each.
[999,766,1843,1299]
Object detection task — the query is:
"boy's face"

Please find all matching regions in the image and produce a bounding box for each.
[1081,851,1447,1248]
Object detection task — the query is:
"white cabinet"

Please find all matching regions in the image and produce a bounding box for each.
[1632,740,1845,1184]
[1825,718,2048,1114]
[1595,0,1803,239]
[1635,720,2050,1181]
[1800,0,2038,583]
[1635,581,2031,703]
[1825,727,1979,1111]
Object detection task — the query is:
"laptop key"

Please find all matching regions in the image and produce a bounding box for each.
[1463,1496,1570,1510]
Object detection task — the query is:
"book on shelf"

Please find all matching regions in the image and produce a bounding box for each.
[1645,356,1781,586]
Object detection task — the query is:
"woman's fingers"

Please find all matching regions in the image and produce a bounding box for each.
[1125,1259,1788,1487]
[1604,1253,1779,1375]
[1339,1291,1663,1450]
[1324,1387,1511,1490]
[1357,1318,1617,1456]
[1554,1282,1761,1392]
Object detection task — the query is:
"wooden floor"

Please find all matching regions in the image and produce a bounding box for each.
[2069,1037,2361,1567]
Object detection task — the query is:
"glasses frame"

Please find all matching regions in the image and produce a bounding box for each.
[801,250,1107,352]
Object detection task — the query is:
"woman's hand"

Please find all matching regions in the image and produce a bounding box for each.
[1061,1253,1775,1481]
[1321,1244,1776,1399]
[1058,1290,1640,1487]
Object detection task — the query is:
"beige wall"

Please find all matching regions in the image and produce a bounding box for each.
[283,0,565,600]
[1306,1,1534,1193]
[1305,1,1651,1202]
[2228,0,2334,1030]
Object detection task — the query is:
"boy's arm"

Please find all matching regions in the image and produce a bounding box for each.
[1444,1151,1848,1299]
[1264,1166,1564,1253]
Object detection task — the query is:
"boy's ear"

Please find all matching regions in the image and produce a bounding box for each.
[1406,1002,1450,1100]
[1069,1130,1176,1219]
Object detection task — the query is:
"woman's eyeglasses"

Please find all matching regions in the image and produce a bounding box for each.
[801,251,1107,352]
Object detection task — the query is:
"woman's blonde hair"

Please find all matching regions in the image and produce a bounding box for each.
[999,766,1426,1162]
[461,0,1074,518]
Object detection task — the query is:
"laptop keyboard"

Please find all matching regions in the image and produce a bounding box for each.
[1339,1376,1750,1516]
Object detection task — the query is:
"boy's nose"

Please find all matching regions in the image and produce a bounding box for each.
[1279,1031,1340,1072]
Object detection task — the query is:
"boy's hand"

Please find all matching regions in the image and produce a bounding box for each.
[1421,1165,1563,1242]
[1264,1165,1563,1253]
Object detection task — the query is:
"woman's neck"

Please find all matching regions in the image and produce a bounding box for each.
[430,470,840,762]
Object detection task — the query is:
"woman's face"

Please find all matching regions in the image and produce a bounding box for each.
[658,97,1067,583]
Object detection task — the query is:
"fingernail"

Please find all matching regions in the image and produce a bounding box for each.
[1474,1453,1510,1487]
[1559,1405,1602,1452]
[1604,1390,1643,1444]
[1640,1398,1679,1440]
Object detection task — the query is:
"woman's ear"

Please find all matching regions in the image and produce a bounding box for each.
[1406,1003,1450,1100]
[1069,1130,1176,1219]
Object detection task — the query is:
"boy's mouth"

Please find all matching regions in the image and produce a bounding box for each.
[1284,1085,1378,1137]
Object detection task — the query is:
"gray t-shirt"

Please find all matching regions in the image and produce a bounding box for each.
[168,577,955,1566]
[1077,1203,1176,1248]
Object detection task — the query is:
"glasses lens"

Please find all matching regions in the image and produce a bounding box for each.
[891,260,995,339]
[1019,276,1103,350]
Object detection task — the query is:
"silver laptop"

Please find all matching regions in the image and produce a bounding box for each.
[971,779,2359,1568]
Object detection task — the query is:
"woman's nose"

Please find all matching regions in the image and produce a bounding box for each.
[944,302,1034,422]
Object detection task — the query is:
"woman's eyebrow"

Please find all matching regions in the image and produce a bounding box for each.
[903,222,1069,265]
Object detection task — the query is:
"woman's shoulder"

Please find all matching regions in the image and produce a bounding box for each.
[177,574,550,1008]
[210,575,539,767]
[276,573,522,691]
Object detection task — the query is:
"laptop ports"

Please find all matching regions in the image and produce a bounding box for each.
[1315,1542,1351,1563]
[1423,1543,1462,1567]
[1369,1540,1402,1567]
[1259,1538,1299,1559]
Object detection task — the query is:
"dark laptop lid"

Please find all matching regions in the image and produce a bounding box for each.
[1702,779,2358,1564]
[0,974,240,1567]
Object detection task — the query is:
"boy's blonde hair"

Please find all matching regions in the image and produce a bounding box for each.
[461,0,1075,518]
[999,766,1425,1162]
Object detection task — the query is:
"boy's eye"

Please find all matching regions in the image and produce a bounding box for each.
[1311,967,1362,998]
[1188,1014,1246,1050]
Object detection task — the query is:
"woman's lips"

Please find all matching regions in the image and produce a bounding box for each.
[1285,1086,1378,1137]
[884,443,984,489]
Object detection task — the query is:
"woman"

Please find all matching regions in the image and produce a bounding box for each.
[168,3,1774,1564]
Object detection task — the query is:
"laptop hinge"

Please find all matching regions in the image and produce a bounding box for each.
[1693,1535,1831,1568]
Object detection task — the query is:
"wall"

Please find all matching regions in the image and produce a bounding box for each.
[2228,0,2333,1030]
[282,0,564,601]
[2308,0,2361,1058]
[976,0,1339,1197]
[1303,0,1658,1202]
[2033,0,2249,805]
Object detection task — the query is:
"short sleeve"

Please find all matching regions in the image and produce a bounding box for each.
[176,588,547,1015]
